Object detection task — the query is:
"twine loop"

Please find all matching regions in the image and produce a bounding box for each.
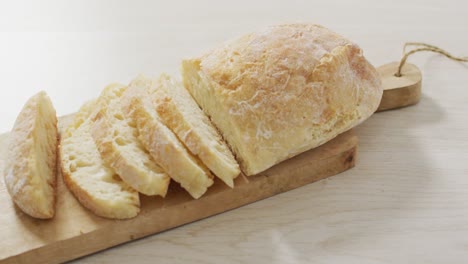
[395,42,468,77]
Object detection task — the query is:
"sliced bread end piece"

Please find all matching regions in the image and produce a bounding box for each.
[123,76,214,199]
[91,84,170,197]
[154,74,240,188]
[4,91,58,219]
[60,99,140,219]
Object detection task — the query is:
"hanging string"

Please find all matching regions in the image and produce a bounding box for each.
[395,42,468,77]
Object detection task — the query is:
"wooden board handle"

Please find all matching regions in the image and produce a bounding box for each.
[376,62,422,112]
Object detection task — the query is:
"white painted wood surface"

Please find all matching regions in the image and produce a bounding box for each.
[1,0,467,263]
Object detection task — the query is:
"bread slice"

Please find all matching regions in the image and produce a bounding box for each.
[91,84,170,197]
[3,91,58,219]
[152,74,240,188]
[59,97,140,219]
[122,76,214,199]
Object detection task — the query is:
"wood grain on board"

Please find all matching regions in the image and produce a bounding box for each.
[0,116,357,264]
[377,62,422,111]
[0,70,418,264]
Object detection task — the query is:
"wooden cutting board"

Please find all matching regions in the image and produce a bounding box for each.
[0,122,357,264]
[0,71,421,264]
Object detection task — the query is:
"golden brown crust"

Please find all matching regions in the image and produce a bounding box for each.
[182,24,382,175]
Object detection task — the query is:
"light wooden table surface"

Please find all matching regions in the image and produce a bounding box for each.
[1,1,467,263]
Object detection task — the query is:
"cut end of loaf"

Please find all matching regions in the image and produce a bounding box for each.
[182,24,382,176]
[181,59,251,175]
[4,91,58,219]
[156,73,240,188]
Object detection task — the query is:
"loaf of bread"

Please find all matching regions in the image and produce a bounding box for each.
[60,98,140,219]
[122,76,214,199]
[152,74,240,188]
[6,23,383,220]
[91,84,170,197]
[182,23,382,175]
[4,92,58,219]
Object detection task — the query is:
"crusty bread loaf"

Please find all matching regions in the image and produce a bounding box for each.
[59,98,140,219]
[91,84,170,197]
[3,91,58,219]
[122,76,214,199]
[152,74,240,188]
[182,23,383,175]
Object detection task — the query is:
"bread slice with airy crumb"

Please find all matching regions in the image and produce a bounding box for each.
[4,91,58,219]
[122,76,214,199]
[90,84,170,197]
[153,74,240,188]
[59,97,140,219]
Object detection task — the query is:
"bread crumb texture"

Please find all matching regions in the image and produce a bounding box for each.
[60,95,140,220]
